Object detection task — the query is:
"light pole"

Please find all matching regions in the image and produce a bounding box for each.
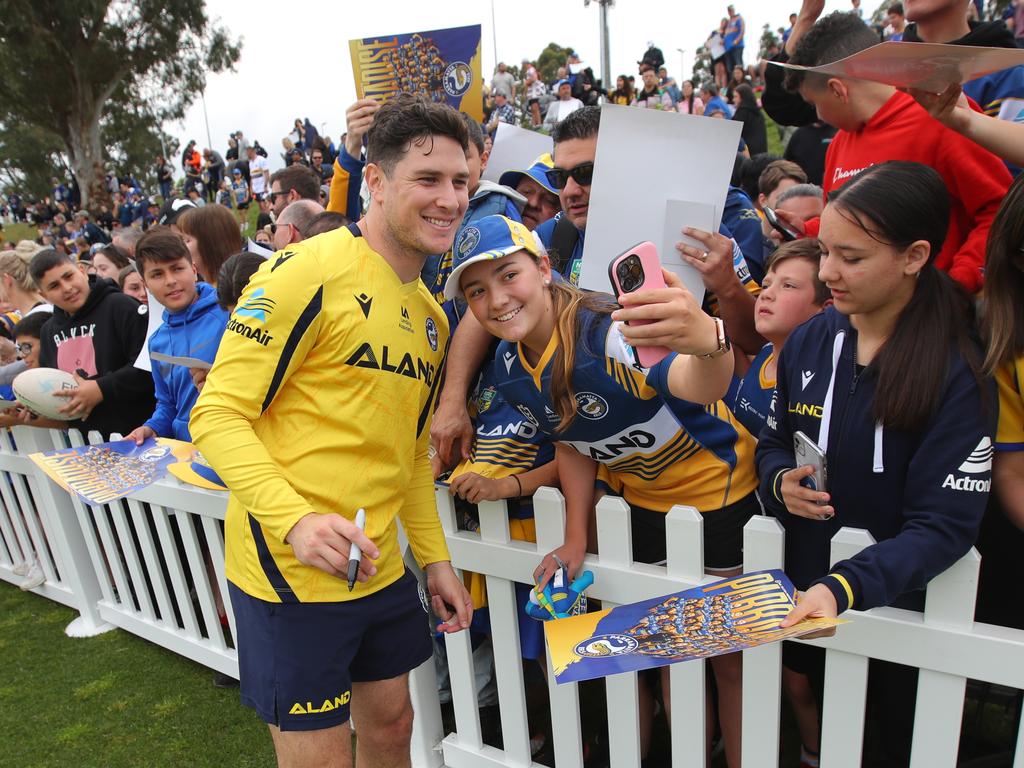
[676,48,685,79]
[584,0,614,87]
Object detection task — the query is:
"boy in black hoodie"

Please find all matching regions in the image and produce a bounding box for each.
[27,249,155,439]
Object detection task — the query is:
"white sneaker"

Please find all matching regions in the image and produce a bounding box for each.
[20,562,45,591]
[12,560,30,576]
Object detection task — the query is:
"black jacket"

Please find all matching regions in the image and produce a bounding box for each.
[39,276,156,439]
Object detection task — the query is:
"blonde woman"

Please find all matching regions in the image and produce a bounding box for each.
[0,241,52,317]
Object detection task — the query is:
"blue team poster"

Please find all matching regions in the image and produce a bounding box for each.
[29,437,193,506]
[545,570,843,684]
[349,24,483,120]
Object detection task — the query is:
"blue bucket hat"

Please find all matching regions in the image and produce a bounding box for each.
[498,152,559,196]
[443,215,543,301]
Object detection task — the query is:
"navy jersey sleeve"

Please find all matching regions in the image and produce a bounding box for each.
[754,331,799,522]
[817,364,996,613]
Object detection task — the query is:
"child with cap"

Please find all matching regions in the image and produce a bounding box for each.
[446,214,756,763]
[230,168,249,227]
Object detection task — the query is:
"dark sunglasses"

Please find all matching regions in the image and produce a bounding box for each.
[545,161,595,190]
[268,222,293,235]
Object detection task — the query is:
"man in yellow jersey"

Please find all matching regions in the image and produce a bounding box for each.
[190,94,473,768]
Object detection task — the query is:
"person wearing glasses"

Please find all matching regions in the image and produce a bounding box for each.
[268,165,321,219]
[271,200,323,252]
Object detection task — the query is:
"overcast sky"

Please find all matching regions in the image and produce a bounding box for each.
[174,0,854,172]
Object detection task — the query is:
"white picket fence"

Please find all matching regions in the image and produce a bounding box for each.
[2,425,1023,767]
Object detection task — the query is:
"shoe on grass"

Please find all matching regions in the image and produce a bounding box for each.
[20,562,45,591]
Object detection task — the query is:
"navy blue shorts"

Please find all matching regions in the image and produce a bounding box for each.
[228,569,432,731]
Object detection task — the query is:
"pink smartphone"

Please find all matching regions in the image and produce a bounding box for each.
[608,242,671,368]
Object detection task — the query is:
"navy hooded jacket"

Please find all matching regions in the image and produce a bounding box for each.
[144,282,229,441]
[755,308,995,614]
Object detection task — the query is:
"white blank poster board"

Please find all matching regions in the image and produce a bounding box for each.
[578,104,742,305]
[482,122,553,182]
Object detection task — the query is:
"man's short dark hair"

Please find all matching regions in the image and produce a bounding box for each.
[785,12,882,92]
[135,226,192,271]
[216,252,267,312]
[461,113,485,155]
[365,94,469,177]
[28,248,75,285]
[13,309,52,340]
[269,165,320,201]
[551,105,601,144]
[304,211,349,238]
[888,3,903,15]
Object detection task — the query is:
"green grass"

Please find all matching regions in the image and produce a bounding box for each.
[2,221,39,245]
[0,583,275,768]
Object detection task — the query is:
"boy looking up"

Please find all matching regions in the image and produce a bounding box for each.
[126,227,228,444]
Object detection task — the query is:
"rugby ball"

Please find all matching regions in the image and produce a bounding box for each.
[12,368,79,421]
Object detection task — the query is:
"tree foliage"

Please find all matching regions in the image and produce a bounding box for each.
[0,0,240,209]
[759,24,781,60]
[536,42,575,83]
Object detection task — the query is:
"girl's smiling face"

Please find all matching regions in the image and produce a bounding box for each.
[460,250,555,354]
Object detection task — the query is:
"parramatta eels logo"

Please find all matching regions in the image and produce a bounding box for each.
[574,634,639,658]
[457,226,480,257]
[575,392,608,420]
[234,288,276,323]
[425,317,439,352]
[443,61,473,97]
[139,445,170,463]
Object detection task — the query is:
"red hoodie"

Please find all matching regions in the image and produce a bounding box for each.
[820,90,1010,293]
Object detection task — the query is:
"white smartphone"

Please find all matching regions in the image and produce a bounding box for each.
[793,430,828,500]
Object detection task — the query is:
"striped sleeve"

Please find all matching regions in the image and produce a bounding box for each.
[326,146,365,221]
[995,358,1024,452]
[189,245,326,543]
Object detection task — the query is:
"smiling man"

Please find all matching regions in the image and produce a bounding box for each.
[189,94,473,768]
[26,248,155,438]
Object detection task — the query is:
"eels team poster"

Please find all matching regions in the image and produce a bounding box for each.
[30,437,193,506]
[349,24,483,121]
[545,570,844,684]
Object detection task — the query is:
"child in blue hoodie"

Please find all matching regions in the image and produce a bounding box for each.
[126,226,229,444]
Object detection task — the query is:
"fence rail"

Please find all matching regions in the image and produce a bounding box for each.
[1,425,1022,767]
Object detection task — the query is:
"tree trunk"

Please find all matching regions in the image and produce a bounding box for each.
[66,110,111,214]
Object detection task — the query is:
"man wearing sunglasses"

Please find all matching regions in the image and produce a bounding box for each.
[432,107,598,466]
[271,200,324,252]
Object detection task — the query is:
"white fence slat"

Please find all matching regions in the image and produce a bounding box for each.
[88,503,133,606]
[820,528,877,768]
[595,496,642,767]
[908,548,980,768]
[740,516,786,768]
[665,506,706,768]
[0,476,27,567]
[173,509,225,648]
[151,504,200,636]
[479,499,532,766]
[109,500,157,620]
[445,627,484,750]
[126,499,176,627]
[200,515,235,644]
[535,487,584,768]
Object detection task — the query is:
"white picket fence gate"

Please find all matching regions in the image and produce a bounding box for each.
[2,425,1023,767]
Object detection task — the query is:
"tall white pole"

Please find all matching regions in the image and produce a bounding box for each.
[599,0,611,87]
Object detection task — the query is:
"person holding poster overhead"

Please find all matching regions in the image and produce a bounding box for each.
[444,214,758,766]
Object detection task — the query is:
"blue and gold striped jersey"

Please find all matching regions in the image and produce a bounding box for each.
[492,306,757,513]
[190,224,451,603]
[996,355,1024,452]
[451,360,556,520]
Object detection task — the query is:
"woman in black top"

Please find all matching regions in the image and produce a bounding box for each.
[731,84,768,156]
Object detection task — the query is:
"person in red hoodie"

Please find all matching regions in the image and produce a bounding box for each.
[783,11,1011,294]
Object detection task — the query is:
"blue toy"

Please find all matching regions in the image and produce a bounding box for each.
[525,567,594,621]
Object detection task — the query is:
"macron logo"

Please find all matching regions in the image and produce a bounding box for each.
[801,370,815,390]
[958,437,993,474]
[503,351,516,374]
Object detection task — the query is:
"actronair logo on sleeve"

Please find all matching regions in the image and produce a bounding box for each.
[942,437,993,492]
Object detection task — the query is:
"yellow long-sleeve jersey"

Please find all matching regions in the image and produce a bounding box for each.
[190,223,450,603]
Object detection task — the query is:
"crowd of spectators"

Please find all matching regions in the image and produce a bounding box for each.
[3,1,1024,765]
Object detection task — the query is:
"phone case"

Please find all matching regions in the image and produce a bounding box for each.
[608,242,671,368]
[793,430,828,497]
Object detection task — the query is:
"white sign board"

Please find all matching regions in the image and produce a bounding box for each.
[579,104,742,305]
[482,122,553,183]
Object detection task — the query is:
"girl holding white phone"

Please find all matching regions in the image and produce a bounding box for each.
[755,161,994,765]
